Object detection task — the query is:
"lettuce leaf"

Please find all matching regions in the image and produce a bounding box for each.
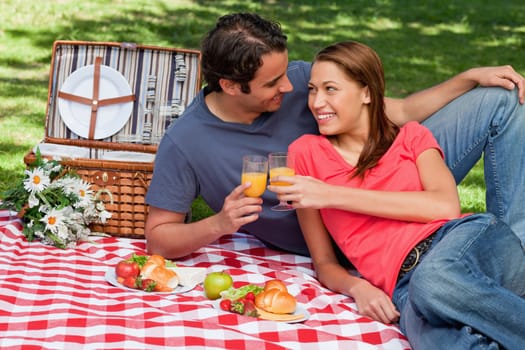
[220,284,264,300]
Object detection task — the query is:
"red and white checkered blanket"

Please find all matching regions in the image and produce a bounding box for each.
[0,210,410,349]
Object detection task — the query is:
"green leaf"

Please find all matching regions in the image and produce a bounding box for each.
[220,284,264,301]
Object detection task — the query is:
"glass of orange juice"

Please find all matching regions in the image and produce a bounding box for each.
[268,152,295,211]
[241,155,268,198]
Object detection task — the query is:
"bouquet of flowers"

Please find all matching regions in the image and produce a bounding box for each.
[0,150,112,249]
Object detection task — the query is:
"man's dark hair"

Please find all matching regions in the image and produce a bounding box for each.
[201,13,288,94]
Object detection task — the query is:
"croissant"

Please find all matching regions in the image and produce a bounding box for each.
[263,279,288,293]
[141,258,179,291]
[255,281,296,314]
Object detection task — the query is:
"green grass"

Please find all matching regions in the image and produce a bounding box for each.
[1,0,524,220]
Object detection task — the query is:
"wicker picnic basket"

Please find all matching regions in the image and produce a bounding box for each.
[24,40,201,238]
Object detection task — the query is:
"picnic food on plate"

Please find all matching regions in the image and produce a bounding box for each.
[170,267,207,287]
[203,271,234,299]
[255,279,297,314]
[115,260,140,279]
[141,256,180,292]
[114,254,179,292]
[217,279,304,321]
[219,283,264,317]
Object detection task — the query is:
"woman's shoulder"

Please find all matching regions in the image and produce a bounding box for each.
[290,134,323,150]
[398,121,442,155]
[400,121,434,139]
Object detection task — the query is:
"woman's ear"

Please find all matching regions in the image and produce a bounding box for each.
[362,86,371,104]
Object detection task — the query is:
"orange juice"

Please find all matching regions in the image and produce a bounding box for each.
[242,172,268,197]
[269,167,295,186]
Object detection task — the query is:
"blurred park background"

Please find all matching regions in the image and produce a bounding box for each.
[1,0,524,219]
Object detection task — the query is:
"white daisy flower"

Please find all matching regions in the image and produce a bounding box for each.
[98,209,112,224]
[56,224,70,241]
[73,180,94,208]
[8,158,112,249]
[52,177,76,195]
[40,207,70,234]
[28,192,40,208]
[23,168,50,193]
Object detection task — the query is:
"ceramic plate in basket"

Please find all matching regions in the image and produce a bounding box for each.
[212,299,310,323]
[105,269,194,294]
[34,143,90,159]
[58,64,133,139]
[100,151,155,163]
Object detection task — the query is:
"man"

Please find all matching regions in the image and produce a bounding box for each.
[145,13,525,258]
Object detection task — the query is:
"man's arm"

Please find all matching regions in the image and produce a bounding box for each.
[145,183,263,259]
[386,65,525,126]
[145,206,225,258]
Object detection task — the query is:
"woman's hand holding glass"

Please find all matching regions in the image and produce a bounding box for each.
[268,152,295,211]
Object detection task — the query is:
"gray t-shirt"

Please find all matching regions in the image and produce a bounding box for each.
[146,61,318,255]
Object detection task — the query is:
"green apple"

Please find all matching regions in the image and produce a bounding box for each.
[203,271,233,300]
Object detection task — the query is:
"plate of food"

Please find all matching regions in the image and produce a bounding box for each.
[106,254,206,294]
[212,279,310,323]
[105,269,194,294]
[212,299,309,323]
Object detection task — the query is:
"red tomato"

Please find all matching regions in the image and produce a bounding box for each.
[141,278,157,292]
[115,260,140,279]
[243,299,258,317]
[122,276,137,289]
[219,299,232,312]
[245,292,255,301]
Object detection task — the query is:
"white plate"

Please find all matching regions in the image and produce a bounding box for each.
[100,151,155,163]
[58,64,133,139]
[105,269,194,294]
[34,143,90,159]
[212,299,310,323]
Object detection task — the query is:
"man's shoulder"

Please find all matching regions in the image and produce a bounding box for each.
[165,92,207,134]
[287,60,311,77]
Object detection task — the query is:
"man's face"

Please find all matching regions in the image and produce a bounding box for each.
[242,51,293,114]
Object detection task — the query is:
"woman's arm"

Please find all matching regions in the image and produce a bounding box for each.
[386,66,525,126]
[271,148,460,223]
[296,207,400,324]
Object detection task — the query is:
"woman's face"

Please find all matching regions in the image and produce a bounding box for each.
[308,60,370,136]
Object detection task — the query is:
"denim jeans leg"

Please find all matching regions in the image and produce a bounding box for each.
[422,87,525,242]
[398,214,525,350]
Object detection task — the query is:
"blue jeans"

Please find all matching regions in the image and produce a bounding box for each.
[392,214,525,349]
[422,87,525,243]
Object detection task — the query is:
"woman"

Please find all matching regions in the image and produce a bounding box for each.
[270,41,525,349]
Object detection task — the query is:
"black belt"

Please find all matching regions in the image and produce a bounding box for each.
[397,232,436,281]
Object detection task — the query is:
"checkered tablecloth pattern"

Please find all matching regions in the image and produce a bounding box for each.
[0,210,410,349]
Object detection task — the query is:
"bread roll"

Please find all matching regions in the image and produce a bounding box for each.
[263,279,288,293]
[141,259,179,291]
[148,254,166,267]
[255,288,296,314]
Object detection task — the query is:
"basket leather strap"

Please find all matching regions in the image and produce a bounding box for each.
[98,95,135,106]
[57,92,92,105]
[57,57,135,140]
[57,92,135,106]
[88,57,102,140]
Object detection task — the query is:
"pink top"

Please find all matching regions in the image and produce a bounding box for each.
[289,122,462,296]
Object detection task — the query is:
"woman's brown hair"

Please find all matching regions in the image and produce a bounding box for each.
[313,41,400,178]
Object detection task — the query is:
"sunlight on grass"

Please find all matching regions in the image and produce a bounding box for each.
[412,21,472,36]
[1,0,524,218]
[458,186,486,214]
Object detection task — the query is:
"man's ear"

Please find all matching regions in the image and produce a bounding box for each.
[219,78,240,96]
